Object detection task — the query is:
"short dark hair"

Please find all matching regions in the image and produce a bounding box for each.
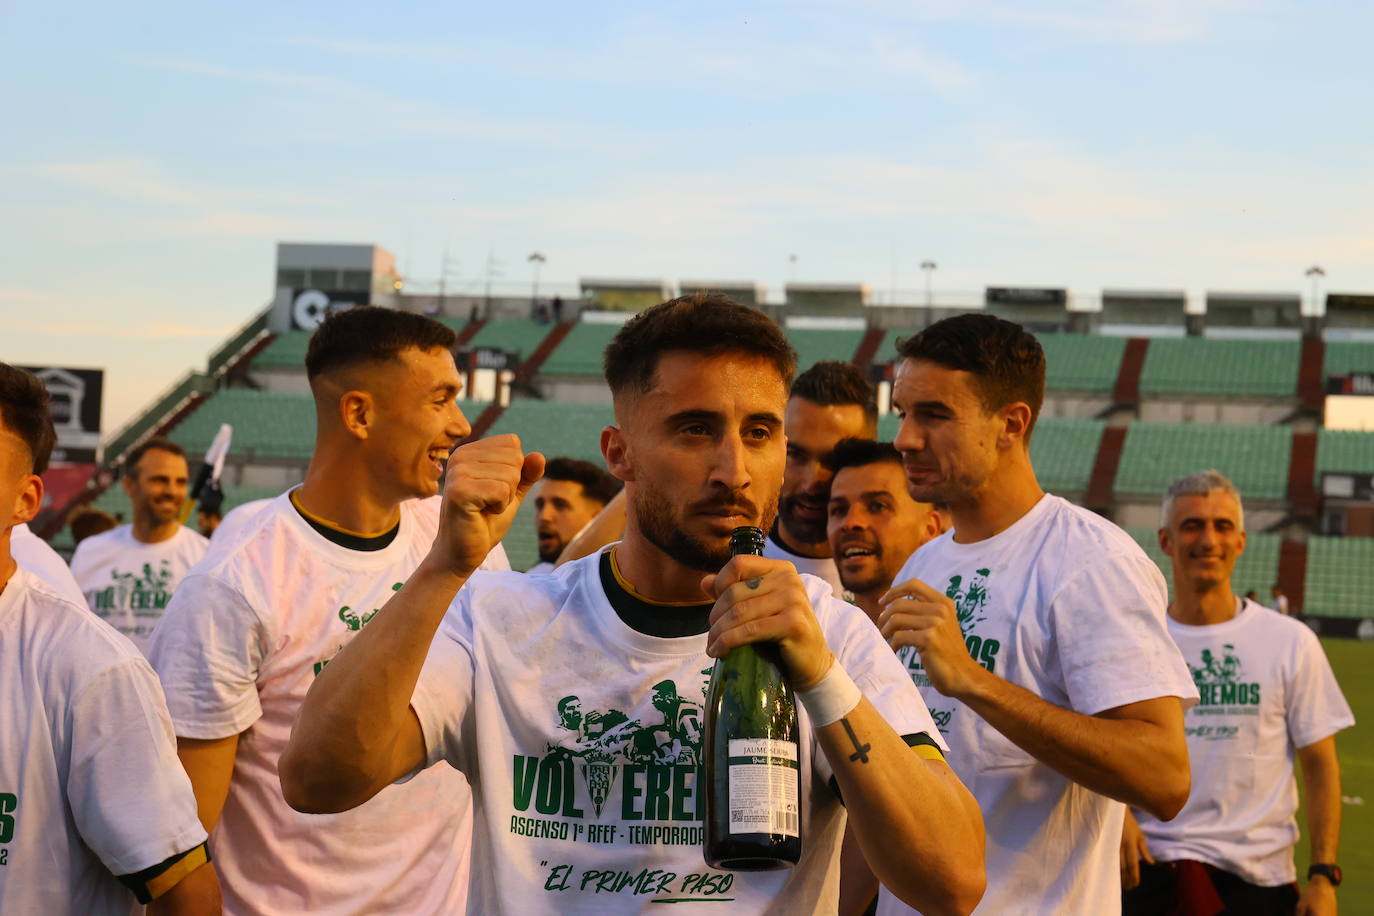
[543,457,623,506]
[70,507,118,544]
[305,306,458,382]
[126,437,187,476]
[0,363,57,474]
[790,360,878,426]
[603,292,796,398]
[823,438,902,475]
[897,313,1045,441]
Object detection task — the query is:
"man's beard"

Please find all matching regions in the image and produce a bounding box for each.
[634,486,778,573]
[777,491,828,544]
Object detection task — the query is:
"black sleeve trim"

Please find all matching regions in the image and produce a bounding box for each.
[117,841,212,904]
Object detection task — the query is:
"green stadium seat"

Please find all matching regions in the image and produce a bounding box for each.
[1038,335,1127,394]
[875,416,1104,494]
[251,331,312,370]
[1304,536,1374,619]
[486,400,615,464]
[1315,430,1374,476]
[1126,527,1283,602]
[786,328,862,372]
[1115,423,1292,500]
[1139,338,1301,398]
[1323,341,1374,377]
[467,319,556,360]
[540,323,623,376]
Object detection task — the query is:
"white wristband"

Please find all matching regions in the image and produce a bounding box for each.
[795,659,862,727]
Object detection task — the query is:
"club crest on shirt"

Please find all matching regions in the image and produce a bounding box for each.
[511,671,710,838]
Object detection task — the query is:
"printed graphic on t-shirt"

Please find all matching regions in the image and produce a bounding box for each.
[312,582,405,677]
[0,792,16,867]
[1186,643,1261,741]
[513,670,748,903]
[90,560,175,619]
[896,567,1003,733]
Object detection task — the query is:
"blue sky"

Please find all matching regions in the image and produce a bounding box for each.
[3,0,1372,430]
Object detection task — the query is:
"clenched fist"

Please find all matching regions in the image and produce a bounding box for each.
[433,434,544,577]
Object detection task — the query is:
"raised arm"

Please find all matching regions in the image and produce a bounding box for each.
[880,577,1190,821]
[279,436,543,814]
[705,556,986,916]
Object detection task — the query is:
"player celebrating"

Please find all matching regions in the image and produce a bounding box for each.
[70,437,208,653]
[763,361,877,595]
[147,307,508,914]
[281,293,986,915]
[0,363,220,915]
[1120,471,1353,915]
[880,314,1196,915]
[527,457,622,574]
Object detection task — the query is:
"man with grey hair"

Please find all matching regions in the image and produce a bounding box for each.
[1121,470,1354,916]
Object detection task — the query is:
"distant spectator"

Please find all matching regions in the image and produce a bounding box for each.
[1245,589,1259,603]
[1272,585,1291,617]
[70,507,118,545]
[551,294,564,322]
[69,438,208,655]
[528,457,622,574]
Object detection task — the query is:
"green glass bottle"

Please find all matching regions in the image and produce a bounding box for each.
[703,526,802,871]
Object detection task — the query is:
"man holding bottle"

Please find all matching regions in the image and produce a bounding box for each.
[281,293,986,915]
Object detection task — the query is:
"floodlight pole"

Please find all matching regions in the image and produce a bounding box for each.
[921,260,938,307]
[528,251,546,308]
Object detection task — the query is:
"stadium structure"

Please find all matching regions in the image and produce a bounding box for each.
[40,242,1374,634]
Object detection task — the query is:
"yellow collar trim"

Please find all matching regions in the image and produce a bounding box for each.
[289,489,397,539]
[608,548,712,608]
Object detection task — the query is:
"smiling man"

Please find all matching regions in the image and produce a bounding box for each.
[763,361,877,596]
[147,307,508,915]
[70,438,208,654]
[879,313,1196,916]
[825,438,945,623]
[527,457,622,574]
[1120,471,1353,916]
[281,293,986,915]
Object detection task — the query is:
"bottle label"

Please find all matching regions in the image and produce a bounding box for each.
[726,739,800,837]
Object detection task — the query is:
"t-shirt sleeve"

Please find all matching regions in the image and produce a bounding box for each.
[481,542,511,572]
[1285,628,1356,749]
[146,572,268,739]
[408,592,480,776]
[1050,552,1199,716]
[811,588,948,787]
[66,658,209,877]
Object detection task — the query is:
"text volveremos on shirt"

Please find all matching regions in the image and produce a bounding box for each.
[410,550,944,914]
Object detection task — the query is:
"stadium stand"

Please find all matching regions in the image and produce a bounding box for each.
[1139,338,1301,399]
[1304,535,1374,619]
[1115,422,1292,501]
[249,331,312,370]
[785,327,864,371]
[485,400,615,464]
[539,323,623,376]
[1316,430,1374,478]
[876,415,1105,496]
[1323,340,1374,377]
[465,318,557,361]
[1127,528,1284,602]
[1039,335,1128,394]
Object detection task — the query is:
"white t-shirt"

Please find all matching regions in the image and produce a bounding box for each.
[0,567,207,916]
[526,561,556,575]
[11,523,84,605]
[70,524,209,654]
[880,495,1198,916]
[410,550,944,914]
[209,498,275,547]
[1138,600,1354,886]
[764,533,843,597]
[147,492,509,916]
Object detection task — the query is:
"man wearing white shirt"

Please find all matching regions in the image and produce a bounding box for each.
[879,313,1197,916]
[148,307,508,914]
[0,363,220,915]
[1121,471,1352,916]
[70,437,208,653]
[763,360,877,596]
[527,457,621,574]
